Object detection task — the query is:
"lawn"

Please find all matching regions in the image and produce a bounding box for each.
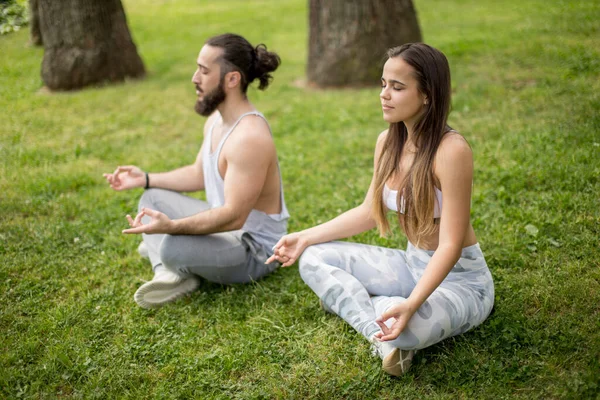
[1,0,599,398]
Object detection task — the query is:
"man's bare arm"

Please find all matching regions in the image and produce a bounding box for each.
[123,117,273,235]
[145,149,205,192]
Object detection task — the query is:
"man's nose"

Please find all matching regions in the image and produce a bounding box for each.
[191,70,200,84]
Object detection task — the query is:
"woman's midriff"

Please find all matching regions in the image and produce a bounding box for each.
[404,224,478,251]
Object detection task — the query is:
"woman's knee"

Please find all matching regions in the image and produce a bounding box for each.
[298,244,327,280]
[300,242,345,266]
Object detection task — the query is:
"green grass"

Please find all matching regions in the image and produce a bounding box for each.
[1,0,599,398]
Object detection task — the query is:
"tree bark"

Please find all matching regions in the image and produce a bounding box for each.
[38,0,145,91]
[307,0,422,87]
[29,0,42,46]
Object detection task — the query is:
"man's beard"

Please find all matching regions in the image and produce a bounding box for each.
[194,79,226,117]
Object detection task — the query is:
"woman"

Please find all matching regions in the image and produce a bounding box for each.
[266,43,494,376]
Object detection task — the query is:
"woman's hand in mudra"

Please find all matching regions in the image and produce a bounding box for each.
[374,301,418,342]
[265,232,309,267]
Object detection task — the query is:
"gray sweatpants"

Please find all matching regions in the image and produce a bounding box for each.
[299,241,494,350]
[139,188,279,284]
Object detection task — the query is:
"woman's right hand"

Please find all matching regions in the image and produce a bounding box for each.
[103,165,146,191]
[265,232,310,267]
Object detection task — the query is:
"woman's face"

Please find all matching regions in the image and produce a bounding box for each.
[380,56,426,125]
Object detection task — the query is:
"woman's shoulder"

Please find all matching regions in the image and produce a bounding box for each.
[377,128,389,143]
[438,130,471,156]
[374,128,389,154]
[435,131,473,171]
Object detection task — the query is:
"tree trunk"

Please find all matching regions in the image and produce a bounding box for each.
[29,0,42,46]
[38,0,145,91]
[307,0,422,88]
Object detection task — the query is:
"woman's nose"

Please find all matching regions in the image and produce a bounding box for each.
[380,87,390,100]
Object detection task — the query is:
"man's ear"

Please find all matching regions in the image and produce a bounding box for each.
[226,71,241,89]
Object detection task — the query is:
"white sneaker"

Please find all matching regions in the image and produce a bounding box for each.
[137,242,149,259]
[134,267,200,309]
[371,339,416,376]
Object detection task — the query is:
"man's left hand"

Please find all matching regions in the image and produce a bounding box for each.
[122,207,174,235]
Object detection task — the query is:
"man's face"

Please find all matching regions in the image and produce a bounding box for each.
[192,45,226,116]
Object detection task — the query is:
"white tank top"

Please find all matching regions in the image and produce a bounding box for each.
[202,111,289,247]
[383,184,442,219]
[383,130,457,219]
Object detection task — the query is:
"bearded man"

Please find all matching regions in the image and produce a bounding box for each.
[103,33,289,309]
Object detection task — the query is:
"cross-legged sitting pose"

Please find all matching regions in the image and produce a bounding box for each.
[103,33,289,309]
[267,43,494,376]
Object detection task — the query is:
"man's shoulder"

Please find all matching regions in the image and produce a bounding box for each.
[225,114,275,158]
[237,113,271,134]
[231,114,273,144]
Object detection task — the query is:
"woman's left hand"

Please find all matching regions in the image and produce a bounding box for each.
[373,301,418,342]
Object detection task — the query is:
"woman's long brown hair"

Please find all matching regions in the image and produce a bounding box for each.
[372,43,452,246]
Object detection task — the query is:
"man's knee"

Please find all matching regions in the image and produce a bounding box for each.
[139,188,167,206]
[159,235,182,268]
[138,188,162,212]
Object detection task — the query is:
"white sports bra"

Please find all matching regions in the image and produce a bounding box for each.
[383,184,442,219]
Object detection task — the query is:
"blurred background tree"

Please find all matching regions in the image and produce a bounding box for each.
[37,0,145,91]
[307,0,422,88]
[28,0,40,45]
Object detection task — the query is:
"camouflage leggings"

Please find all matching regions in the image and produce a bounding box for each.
[299,241,494,350]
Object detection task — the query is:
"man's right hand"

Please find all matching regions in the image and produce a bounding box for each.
[103,165,146,191]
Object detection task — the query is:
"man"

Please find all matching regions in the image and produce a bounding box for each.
[103,33,289,309]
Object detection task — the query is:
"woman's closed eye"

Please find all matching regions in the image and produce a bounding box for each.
[381,81,403,91]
